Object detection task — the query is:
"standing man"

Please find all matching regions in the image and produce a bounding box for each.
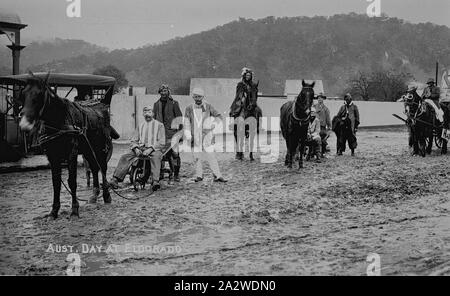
[439,81,449,155]
[109,106,165,191]
[336,93,360,156]
[153,84,183,183]
[422,78,441,106]
[314,93,332,157]
[184,88,227,183]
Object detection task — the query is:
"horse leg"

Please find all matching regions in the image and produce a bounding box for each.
[442,139,448,155]
[83,157,91,187]
[298,135,305,169]
[248,121,257,161]
[90,168,100,203]
[47,157,62,219]
[68,152,79,218]
[286,137,295,169]
[98,153,111,204]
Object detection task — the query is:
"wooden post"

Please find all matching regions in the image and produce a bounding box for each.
[436,62,439,86]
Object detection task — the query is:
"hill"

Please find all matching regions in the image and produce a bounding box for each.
[0,38,107,75]
[19,14,450,96]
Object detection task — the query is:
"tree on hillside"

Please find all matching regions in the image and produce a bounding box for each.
[93,65,128,94]
[344,70,412,101]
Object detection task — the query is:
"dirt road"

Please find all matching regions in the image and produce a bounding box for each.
[1,128,449,275]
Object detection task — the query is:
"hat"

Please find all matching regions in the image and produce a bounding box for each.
[426,78,435,84]
[241,67,253,76]
[317,93,327,99]
[344,93,352,99]
[407,85,418,92]
[192,87,205,97]
[143,106,153,111]
[158,84,170,94]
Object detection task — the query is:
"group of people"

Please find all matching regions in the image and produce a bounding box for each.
[109,84,228,192]
[106,68,366,192]
[306,92,360,161]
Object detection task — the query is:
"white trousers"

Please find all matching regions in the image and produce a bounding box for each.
[192,145,222,178]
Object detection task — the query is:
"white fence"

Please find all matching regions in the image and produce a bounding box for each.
[110,94,406,140]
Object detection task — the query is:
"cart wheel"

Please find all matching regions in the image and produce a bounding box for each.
[131,167,145,191]
[435,135,443,149]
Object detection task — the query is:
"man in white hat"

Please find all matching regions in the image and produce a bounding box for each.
[184,87,227,182]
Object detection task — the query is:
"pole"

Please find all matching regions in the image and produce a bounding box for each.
[436,62,439,86]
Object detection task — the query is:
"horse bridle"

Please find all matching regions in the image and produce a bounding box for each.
[292,87,313,124]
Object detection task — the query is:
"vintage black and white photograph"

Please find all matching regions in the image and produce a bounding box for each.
[0,0,449,279]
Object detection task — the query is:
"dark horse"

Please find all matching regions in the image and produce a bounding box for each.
[280,80,315,169]
[19,73,112,219]
[402,88,435,157]
[230,78,261,161]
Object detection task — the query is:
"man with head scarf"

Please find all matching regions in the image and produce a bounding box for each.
[336,93,360,156]
[184,87,227,182]
[153,84,183,182]
[109,106,165,191]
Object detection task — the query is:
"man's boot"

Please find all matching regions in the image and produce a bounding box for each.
[109,176,119,189]
[249,152,255,161]
[152,181,161,191]
[174,166,181,182]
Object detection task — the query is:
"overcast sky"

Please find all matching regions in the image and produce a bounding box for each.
[2,0,450,49]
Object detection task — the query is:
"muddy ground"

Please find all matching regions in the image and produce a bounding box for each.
[1,127,449,276]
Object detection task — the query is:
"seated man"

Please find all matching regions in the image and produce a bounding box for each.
[109,106,165,191]
[306,107,322,162]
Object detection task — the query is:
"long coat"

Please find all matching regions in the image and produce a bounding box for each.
[184,102,222,148]
[229,80,258,118]
[336,103,360,134]
[153,96,183,140]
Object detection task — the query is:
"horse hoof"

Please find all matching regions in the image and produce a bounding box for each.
[287,164,292,169]
[103,194,112,204]
[44,212,58,220]
[70,212,80,219]
[88,197,97,204]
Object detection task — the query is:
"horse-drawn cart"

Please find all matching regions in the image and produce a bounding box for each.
[0,73,117,158]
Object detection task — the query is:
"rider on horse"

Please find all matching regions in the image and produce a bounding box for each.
[229,67,259,161]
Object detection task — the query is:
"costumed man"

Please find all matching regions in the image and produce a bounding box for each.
[153,84,183,183]
[184,88,227,183]
[422,78,444,122]
[306,107,323,162]
[229,67,259,161]
[439,82,450,155]
[336,93,360,156]
[109,106,165,191]
[314,93,332,157]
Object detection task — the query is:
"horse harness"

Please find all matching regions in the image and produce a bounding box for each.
[35,85,144,201]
